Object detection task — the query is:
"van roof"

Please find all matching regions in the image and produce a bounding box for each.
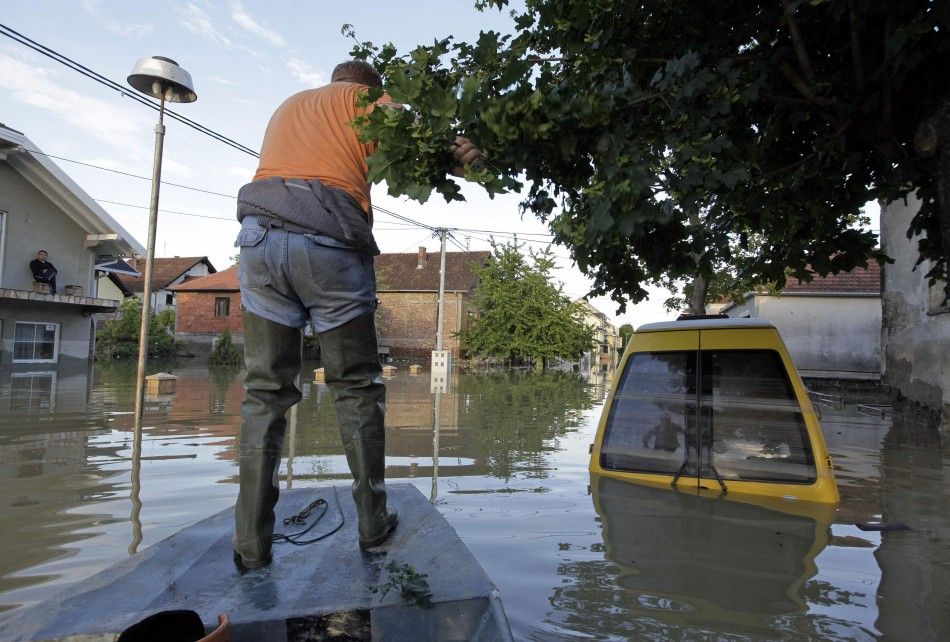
[636,317,775,333]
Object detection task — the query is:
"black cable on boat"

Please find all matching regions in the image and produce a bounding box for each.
[272,486,346,546]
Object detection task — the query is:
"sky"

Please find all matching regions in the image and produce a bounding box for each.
[1,2,690,328]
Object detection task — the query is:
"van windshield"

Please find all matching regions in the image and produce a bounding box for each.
[601,350,816,483]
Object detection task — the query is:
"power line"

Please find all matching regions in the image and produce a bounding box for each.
[0,23,260,158]
[96,198,236,222]
[23,148,239,198]
[372,205,437,231]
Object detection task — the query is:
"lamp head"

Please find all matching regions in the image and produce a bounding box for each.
[127,56,197,103]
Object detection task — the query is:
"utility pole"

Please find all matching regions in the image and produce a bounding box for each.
[431,227,449,502]
[435,228,447,351]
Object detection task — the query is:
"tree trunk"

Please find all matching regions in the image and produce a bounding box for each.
[689,273,709,315]
[937,94,950,300]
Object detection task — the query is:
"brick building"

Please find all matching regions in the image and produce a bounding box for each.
[170,266,243,353]
[169,248,488,360]
[376,248,489,360]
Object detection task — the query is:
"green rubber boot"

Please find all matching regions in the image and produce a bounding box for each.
[233,312,302,568]
[318,312,398,549]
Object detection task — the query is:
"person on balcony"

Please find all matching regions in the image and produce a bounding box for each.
[29,250,58,294]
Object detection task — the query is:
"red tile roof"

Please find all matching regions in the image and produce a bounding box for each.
[171,265,239,291]
[169,250,489,294]
[782,263,881,294]
[118,257,216,292]
[376,250,489,292]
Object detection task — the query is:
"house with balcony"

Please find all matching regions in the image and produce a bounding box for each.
[0,123,144,368]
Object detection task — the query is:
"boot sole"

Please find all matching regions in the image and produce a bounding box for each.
[359,514,398,550]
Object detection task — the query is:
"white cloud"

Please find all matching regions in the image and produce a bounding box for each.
[161,157,196,179]
[106,20,155,37]
[0,52,145,149]
[286,58,325,87]
[207,76,239,86]
[79,0,101,12]
[227,165,254,181]
[178,3,231,47]
[231,3,285,47]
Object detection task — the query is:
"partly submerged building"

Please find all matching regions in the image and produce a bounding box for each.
[0,123,143,367]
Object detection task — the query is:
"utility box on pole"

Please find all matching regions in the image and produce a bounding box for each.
[430,350,452,393]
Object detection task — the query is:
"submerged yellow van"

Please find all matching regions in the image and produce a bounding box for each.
[589,317,838,504]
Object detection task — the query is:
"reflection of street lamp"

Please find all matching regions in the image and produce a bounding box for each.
[127,56,196,429]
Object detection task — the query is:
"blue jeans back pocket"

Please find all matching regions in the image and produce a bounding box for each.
[236,224,269,289]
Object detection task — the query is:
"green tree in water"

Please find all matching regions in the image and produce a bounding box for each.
[96,297,177,360]
[209,329,243,366]
[461,242,593,370]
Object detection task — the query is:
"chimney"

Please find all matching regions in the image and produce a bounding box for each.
[417,246,427,270]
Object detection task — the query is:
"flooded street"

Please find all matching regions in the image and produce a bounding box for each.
[0,364,947,640]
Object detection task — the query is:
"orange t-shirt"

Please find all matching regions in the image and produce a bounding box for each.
[253,82,390,220]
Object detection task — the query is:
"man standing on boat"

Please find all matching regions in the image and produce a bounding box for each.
[232,60,481,570]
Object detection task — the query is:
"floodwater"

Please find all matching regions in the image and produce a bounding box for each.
[0,363,947,640]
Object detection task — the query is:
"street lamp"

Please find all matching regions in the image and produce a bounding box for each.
[127,56,196,430]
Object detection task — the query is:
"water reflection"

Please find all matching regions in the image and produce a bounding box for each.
[0,364,947,641]
[571,475,835,637]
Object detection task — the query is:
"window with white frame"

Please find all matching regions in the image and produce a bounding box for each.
[10,372,57,412]
[13,322,60,363]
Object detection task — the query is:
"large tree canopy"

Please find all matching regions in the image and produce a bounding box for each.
[351,0,949,311]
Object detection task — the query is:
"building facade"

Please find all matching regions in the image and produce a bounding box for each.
[170,266,243,353]
[117,256,216,314]
[880,196,949,429]
[0,124,143,368]
[375,248,488,360]
[719,266,882,380]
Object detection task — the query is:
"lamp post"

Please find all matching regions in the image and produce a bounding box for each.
[127,56,196,431]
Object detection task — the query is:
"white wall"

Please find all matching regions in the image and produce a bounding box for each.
[149,262,212,313]
[756,295,882,378]
[0,164,95,293]
[0,301,95,365]
[881,196,950,420]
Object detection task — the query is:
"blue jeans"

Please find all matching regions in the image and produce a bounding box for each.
[235,216,376,332]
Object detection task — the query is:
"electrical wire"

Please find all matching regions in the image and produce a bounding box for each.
[372,205,437,231]
[23,148,239,198]
[96,198,236,222]
[0,23,260,158]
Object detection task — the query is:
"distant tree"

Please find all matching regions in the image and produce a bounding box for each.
[96,297,177,360]
[618,324,633,352]
[461,242,593,370]
[209,329,243,366]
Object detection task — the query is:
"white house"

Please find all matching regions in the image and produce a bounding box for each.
[116,256,216,314]
[718,265,882,380]
[0,123,144,367]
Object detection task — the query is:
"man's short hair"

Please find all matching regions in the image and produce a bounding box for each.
[37,250,47,256]
[331,60,382,87]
